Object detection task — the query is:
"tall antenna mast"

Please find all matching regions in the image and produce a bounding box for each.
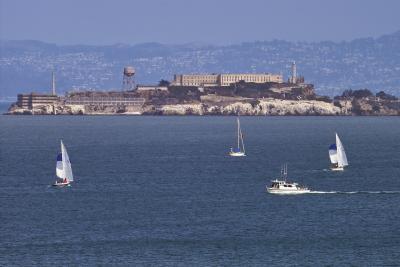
[291,61,297,84]
[282,163,288,181]
[52,71,56,95]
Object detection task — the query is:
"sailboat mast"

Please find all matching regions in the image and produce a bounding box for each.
[240,129,245,154]
[237,117,240,150]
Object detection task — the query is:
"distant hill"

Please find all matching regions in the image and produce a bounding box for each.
[1,31,399,97]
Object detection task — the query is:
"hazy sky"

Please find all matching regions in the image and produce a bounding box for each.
[0,0,399,45]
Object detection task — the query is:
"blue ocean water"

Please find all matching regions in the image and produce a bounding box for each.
[0,102,11,114]
[0,115,399,266]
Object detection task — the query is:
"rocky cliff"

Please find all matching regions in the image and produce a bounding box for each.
[142,99,342,116]
[6,103,85,115]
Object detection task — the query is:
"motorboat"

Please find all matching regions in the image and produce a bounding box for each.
[266,164,310,194]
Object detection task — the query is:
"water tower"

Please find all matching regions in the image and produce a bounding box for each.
[122,66,136,90]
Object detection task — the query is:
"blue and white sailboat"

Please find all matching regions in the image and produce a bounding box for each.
[229,117,246,157]
[53,140,74,187]
[329,133,348,171]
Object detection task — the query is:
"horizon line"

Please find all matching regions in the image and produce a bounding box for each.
[1,30,399,48]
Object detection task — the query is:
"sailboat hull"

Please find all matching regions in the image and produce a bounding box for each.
[52,182,71,187]
[330,167,344,171]
[229,151,246,157]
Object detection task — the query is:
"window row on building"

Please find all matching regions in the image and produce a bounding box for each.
[65,97,145,106]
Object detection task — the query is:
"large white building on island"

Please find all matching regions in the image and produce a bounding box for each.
[172,73,283,87]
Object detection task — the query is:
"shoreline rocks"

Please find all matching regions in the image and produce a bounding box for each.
[5,97,400,116]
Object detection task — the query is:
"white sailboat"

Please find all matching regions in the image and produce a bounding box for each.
[329,133,348,171]
[229,117,246,157]
[53,140,74,187]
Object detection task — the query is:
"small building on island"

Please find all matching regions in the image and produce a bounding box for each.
[17,93,60,109]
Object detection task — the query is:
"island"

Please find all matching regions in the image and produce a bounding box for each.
[6,67,400,116]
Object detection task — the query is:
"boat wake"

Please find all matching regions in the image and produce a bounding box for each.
[308,190,400,194]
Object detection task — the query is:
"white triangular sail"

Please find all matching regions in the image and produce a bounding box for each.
[56,141,74,182]
[336,133,348,167]
[56,153,64,178]
[62,141,74,182]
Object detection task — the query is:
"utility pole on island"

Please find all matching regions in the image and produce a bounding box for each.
[291,61,297,84]
[52,71,56,96]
